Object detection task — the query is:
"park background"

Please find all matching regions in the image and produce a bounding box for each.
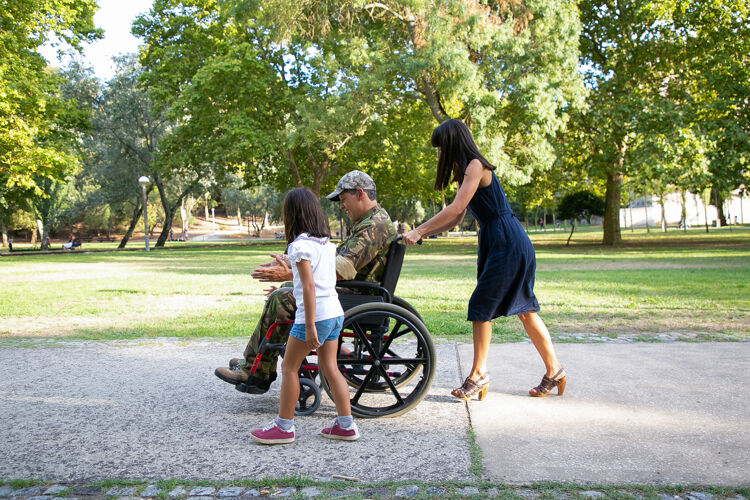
[1,0,749,342]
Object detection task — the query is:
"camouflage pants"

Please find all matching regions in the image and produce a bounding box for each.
[242,284,296,383]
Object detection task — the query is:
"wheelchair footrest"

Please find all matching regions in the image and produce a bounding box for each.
[236,382,269,395]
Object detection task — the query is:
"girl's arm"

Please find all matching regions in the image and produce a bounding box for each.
[403,160,486,244]
[296,259,320,350]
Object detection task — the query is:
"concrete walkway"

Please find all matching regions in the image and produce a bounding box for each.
[0,340,748,486]
[463,343,750,486]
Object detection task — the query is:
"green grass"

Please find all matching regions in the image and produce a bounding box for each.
[2,478,748,500]
[1,228,749,342]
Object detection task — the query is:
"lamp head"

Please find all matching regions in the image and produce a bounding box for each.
[138,176,150,187]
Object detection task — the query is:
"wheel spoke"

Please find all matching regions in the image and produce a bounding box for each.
[377,364,404,405]
[351,321,378,359]
[351,364,377,405]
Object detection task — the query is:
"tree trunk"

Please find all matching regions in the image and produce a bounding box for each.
[1,215,7,247]
[602,170,623,245]
[628,197,634,232]
[566,221,575,246]
[644,193,650,233]
[236,207,242,227]
[703,195,710,233]
[714,189,725,227]
[119,196,143,248]
[204,192,209,221]
[679,191,687,232]
[37,219,51,250]
[659,193,667,232]
[155,179,193,247]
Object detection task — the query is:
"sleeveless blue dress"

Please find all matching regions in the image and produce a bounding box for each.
[466,171,540,321]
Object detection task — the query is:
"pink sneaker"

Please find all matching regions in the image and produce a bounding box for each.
[251,421,295,445]
[321,420,360,441]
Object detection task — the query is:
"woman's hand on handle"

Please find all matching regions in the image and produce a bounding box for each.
[403,229,422,245]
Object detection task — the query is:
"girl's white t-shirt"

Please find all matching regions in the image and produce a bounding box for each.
[287,233,344,324]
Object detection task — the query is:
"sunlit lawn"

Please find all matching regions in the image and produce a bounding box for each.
[1,226,749,343]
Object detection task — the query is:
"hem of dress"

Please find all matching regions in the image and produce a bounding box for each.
[466,302,540,322]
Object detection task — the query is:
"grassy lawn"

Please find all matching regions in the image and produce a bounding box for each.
[1,227,748,343]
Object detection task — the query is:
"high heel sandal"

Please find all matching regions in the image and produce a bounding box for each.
[529,368,566,397]
[452,373,490,401]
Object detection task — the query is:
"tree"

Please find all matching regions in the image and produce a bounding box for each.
[577,0,750,245]
[557,190,605,245]
[134,0,586,202]
[675,1,750,224]
[0,0,100,214]
[94,55,194,248]
[577,0,688,244]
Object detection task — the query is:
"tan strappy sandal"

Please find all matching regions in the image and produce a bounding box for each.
[451,373,490,401]
[529,368,566,397]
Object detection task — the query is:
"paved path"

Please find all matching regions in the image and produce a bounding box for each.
[463,343,750,486]
[1,340,748,486]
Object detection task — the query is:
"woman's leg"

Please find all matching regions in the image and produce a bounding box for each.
[468,320,492,380]
[317,339,351,417]
[277,337,310,420]
[518,311,563,377]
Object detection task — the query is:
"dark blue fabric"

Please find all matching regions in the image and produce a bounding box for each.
[466,172,540,321]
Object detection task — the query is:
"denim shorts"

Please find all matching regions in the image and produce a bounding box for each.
[289,315,344,344]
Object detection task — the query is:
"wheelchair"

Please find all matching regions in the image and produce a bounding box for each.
[239,237,436,418]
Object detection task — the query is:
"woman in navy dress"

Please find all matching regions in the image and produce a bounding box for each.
[403,119,566,400]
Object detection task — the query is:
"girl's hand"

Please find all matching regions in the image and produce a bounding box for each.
[305,326,321,351]
[403,229,422,245]
[263,285,278,297]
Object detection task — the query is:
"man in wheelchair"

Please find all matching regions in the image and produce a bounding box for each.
[215,170,397,394]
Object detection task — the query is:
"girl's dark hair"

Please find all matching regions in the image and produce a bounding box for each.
[282,187,331,245]
[431,119,495,191]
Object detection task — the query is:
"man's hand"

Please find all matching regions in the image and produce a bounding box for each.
[263,285,278,297]
[251,254,292,282]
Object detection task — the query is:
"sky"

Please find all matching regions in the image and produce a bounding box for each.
[40,0,155,82]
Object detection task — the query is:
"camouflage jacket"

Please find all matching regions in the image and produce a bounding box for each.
[335,205,397,283]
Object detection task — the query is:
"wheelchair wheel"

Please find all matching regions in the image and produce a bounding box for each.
[295,377,321,416]
[335,298,426,392]
[392,296,424,323]
[326,302,436,418]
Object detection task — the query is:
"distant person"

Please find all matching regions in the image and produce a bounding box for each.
[8,237,13,252]
[403,119,566,400]
[250,187,358,445]
[62,234,75,250]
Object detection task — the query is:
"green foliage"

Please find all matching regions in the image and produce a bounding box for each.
[133,0,586,204]
[0,0,100,209]
[574,0,750,245]
[557,191,605,223]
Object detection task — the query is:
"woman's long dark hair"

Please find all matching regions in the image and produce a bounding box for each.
[282,187,331,245]
[431,119,495,191]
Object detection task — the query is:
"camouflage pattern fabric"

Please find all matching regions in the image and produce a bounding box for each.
[242,285,296,382]
[242,205,396,384]
[336,205,396,282]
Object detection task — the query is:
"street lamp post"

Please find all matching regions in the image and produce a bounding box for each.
[138,176,150,251]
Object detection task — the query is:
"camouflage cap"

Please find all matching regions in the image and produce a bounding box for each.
[326,170,376,201]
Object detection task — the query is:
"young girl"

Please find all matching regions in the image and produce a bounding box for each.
[251,187,359,444]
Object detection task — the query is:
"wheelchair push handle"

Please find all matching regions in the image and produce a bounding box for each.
[395,235,422,245]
